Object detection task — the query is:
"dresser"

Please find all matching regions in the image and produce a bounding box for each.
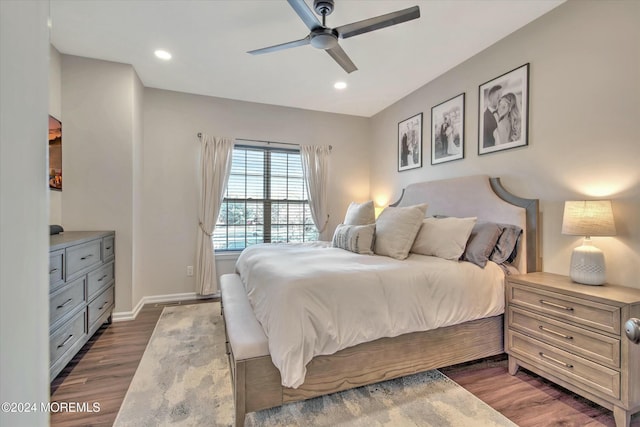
[49,231,116,381]
[506,272,640,427]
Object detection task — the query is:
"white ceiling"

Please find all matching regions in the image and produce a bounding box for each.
[50,0,564,117]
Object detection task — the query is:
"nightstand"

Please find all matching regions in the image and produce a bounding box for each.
[505,272,640,427]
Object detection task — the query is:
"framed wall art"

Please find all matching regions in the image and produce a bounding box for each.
[478,63,529,155]
[398,113,422,171]
[431,93,464,165]
[49,115,62,190]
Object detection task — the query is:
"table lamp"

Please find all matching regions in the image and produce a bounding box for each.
[561,200,616,285]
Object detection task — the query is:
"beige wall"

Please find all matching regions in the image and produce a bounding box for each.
[61,55,143,311]
[139,88,371,298]
[0,1,50,425]
[369,0,640,288]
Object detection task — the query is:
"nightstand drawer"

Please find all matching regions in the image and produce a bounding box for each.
[508,306,620,368]
[508,330,620,400]
[508,284,620,334]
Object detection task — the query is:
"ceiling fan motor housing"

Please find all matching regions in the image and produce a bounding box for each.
[314,0,334,17]
[310,28,338,49]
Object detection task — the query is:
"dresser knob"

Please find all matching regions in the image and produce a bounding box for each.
[625,318,640,344]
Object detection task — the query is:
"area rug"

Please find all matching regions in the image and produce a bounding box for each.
[114,303,517,427]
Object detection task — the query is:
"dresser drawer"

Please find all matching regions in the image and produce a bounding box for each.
[508,330,620,400]
[508,284,620,334]
[88,286,114,328]
[50,277,86,329]
[87,261,114,299]
[49,250,64,288]
[66,239,102,279]
[50,309,86,366]
[508,306,620,368]
[103,235,115,260]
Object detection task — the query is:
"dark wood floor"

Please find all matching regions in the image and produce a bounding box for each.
[50,300,638,426]
[442,358,639,427]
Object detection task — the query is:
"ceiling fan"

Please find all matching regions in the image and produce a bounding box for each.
[248,0,420,74]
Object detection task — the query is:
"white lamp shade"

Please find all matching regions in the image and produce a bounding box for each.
[562,200,616,237]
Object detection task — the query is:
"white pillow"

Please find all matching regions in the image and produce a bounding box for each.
[411,217,477,260]
[332,224,375,255]
[344,201,375,225]
[374,204,427,260]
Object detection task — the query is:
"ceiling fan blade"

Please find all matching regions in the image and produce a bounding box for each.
[247,36,311,55]
[326,45,357,74]
[287,0,321,31]
[335,6,420,39]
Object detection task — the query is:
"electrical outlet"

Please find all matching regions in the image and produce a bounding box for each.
[187,265,194,276]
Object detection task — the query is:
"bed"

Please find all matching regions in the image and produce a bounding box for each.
[220,175,540,427]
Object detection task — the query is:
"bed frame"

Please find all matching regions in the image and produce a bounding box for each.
[221,175,540,427]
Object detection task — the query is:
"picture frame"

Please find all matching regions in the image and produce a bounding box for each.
[398,113,422,171]
[431,93,464,165]
[49,115,62,190]
[478,63,529,155]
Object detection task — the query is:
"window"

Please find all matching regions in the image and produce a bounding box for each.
[214,145,318,251]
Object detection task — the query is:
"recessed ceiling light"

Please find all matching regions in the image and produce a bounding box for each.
[334,81,347,90]
[154,50,172,60]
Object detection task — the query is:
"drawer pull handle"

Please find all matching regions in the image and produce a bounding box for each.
[539,299,574,311]
[98,301,108,310]
[97,274,108,282]
[539,352,573,369]
[57,298,73,309]
[80,254,94,260]
[539,325,574,340]
[57,334,74,349]
[105,246,112,250]
[50,268,59,274]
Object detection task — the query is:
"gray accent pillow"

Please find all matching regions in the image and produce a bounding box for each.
[490,224,523,264]
[374,204,427,260]
[332,223,375,255]
[462,221,503,267]
[344,201,375,225]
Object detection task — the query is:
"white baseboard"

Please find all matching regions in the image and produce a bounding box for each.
[112,292,219,322]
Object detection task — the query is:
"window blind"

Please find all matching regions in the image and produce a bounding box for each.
[214,145,318,251]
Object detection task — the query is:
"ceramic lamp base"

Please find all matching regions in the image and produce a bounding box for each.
[569,239,606,285]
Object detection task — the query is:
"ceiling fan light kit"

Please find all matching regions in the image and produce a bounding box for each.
[248,0,420,73]
[310,28,338,49]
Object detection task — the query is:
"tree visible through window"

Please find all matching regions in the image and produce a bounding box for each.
[214,145,319,251]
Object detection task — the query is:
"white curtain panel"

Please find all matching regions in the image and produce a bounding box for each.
[196,134,234,295]
[300,145,331,239]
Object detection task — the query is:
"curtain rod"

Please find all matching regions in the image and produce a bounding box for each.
[197,133,331,150]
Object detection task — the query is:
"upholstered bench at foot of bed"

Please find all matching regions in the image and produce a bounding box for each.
[220,274,269,360]
[220,273,280,427]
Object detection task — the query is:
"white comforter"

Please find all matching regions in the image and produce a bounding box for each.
[236,242,506,388]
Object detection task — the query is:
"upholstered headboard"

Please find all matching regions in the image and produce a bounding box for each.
[391,175,540,273]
